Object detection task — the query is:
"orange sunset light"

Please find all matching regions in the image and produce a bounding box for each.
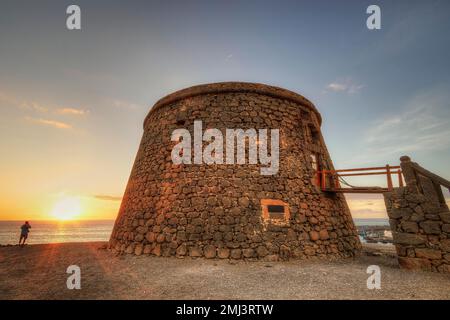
[50,196,82,221]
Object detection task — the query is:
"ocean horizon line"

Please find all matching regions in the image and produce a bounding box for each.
[0,219,115,222]
[0,218,389,246]
[0,217,387,222]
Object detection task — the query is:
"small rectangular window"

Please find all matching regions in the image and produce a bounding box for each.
[311,154,319,171]
[267,205,284,213]
[267,205,285,220]
[261,199,290,227]
[311,153,322,187]
[308,124,320,144]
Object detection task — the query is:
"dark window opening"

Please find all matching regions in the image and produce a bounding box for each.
[311,153,322,187]
[310,154,319,171]
[267,205,285,213]
[309,125,320,144]
[267,205,286,220]
[261,199,290,226]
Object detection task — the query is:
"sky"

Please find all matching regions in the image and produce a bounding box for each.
[1,0,449,221]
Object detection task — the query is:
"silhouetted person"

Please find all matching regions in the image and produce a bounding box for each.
[19,221,31,246]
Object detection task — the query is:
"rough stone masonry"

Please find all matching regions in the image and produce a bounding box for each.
[109,82,361,260]
[384,156,450,273]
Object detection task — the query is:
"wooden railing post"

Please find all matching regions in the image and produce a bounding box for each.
[321,170,327,190]
[318,162,413,193]
[386,165,393,191]
[334,173,340,189]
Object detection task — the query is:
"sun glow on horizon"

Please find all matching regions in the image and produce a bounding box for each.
[50,197,82,221]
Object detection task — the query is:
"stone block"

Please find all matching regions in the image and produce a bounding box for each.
[143,244,152,255]
[419,221,441,235]
[319,229,329,240]
[388,208,410,219]
[203,245,216,259]
[309,231,320,241]
[242,248,255,258]
[134,244,143,256]
[401,221,419,233]
[441,239,450,252]
[256,246,269,257]
[304,247,316,256]
[415,248,442,260]
[176,244,187,256]
[189,246,202,257]
[125,244,135,254]
[393,232,427,245]
[230,249,242,259]
[264,254,279,262]
[156,234,166,243]
[389,219,399,231]
[398,257,432,271]
[152,244,161,256]
[217,248,230,259]
[425,213,441,220]
[440,212,450,223]
[437,264,450,273]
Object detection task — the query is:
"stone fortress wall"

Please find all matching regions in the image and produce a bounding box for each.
[384,156,450,273]
[109,82,361,260]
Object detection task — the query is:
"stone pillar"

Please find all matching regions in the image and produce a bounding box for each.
[384,158,450,273]
[399,156,420,193]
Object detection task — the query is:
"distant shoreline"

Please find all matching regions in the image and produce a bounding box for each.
[0,219,115,222]
[0,218,389,246]
[0,218,388,224]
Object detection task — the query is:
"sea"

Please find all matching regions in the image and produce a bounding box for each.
[0,218,389,245]
[353,218,389,226]
[0,220,114,245]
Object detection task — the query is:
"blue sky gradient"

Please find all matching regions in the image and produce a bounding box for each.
[1,0,449,219]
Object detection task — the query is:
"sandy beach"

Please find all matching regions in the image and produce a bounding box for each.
[0,241,449,300]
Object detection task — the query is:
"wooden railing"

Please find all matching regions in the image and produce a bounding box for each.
[400,156,450,205]
[317,156,449,195]
[318,165,403,193]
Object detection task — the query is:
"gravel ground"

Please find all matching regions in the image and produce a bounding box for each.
[0,242,449,300]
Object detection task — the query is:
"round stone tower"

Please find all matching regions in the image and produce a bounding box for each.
[109,82,361,260]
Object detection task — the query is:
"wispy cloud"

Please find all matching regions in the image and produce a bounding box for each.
[324,78,364,94]
[111,99,144,110]
[1,91,88,116]
[94,195,122,201]
[362,87,450,161]
[0,91,48,113]
[56,107,88,115]
[25,117,72,129]
[22,102,49,113]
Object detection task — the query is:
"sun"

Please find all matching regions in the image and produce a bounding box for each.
[51,197,82,221]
